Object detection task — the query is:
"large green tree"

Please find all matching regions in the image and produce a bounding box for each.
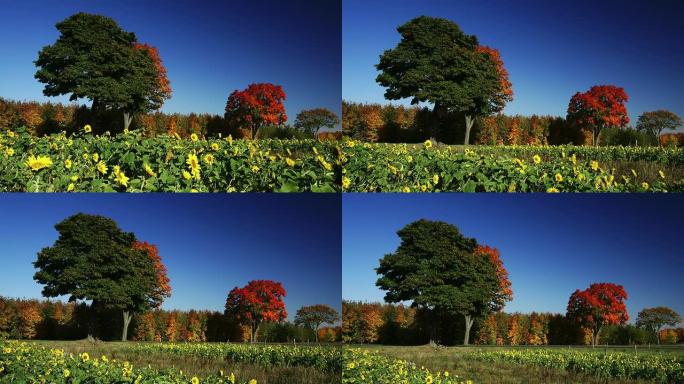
[636,110,683,145]
[376,219,501,345]
[294,108,340,139]
[636,307,682,344]
[34,13,170,131]
[33,213,162,341]
[294,304,340,342]
[376,16,512,144]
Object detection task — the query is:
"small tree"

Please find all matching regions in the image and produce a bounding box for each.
[225,83,287,139]
[566,85,629,146]
[34,13,170,131]
[566,283,628,346]
[636,307,682,344]
[294,304,340,342]
[636,110,683,145]
[376,16,512,144]
[225,280,287,343]
[294,108,340,139]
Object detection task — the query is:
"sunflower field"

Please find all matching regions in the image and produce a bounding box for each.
[343,348,471,384]
[0,127,341,192]
[0,341,257,384]
[341,140,684,192]
[469,348,683,383]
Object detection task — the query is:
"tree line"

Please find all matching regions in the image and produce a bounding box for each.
[342,301,683,346]
[0,297,341,343]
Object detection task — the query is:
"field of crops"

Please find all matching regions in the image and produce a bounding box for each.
[342,141,684,192]
[0,341,341,384]
[343,348,471,384]
[0,128,341,192]
[470,348,683,383]
[132,343,342,373]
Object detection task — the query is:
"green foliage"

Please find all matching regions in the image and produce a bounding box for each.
[341,141,682,192]
[0,128,341,192]
[34,13,164,117]
[294,108,340,137]
[636,110,683,139]
[469,349,683,383]
[294,305,340,342]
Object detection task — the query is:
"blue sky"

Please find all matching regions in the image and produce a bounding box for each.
[0,0,341,121]
[343,0,684,130]
[0,194,341,321]
[343,194,684,325]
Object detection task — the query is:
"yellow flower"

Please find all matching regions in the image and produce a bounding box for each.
[203,154,215,166]
[402,186,411,192]
[64,159,72,169]
[547,187,559,193]
[6,130,15,138]
[144,163,157,177]
[642,182,649,190]
[92,153,99,162]
[101,355,108,362]
[570,153,577,165]
[533,154,541,164]
[555,173,563,182]
[191,133,200,142]
[182,170,192,180]
[80,352,89,362]
[26,155,53,171]
[191,377,200,384]
[285,157,295,167]
[5,147,15,156]
[63,369,70,378]
[229,373,236,384]
[227,134,233,145]
[97,161,108,175]
[432,175,439,184]
[590,160,599,171]
[83,124,92,133]
[211,142,220,151]
[186,153,200,171]
[67,183,75,192]
[444,371,449,377]
[659,170,665,179]
[407,155,413,163]
[424,139,432,149]
[251,165,259,173]
[249,380,257,384]
[426,375,433,384]
[70,175,79,182]
[577,173,586,181]
[342,176,351,189]
[631,169,637,177]
[113,166,129,187]
[421,184,427,192]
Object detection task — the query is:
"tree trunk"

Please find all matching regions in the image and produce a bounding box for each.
[122,310,132,341]
[251,321,259,343]
[87,300,98,341]
[464,115,475,145]
[592,325,602,347]
[123,112,133,131]
[315,127,320,141]
[314,324,319,343]
[656,327,661,345]
[429,310,438,346]
[463,314,474,345]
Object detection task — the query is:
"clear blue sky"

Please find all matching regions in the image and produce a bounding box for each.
[0,194,341,321]
[0,0,341,121]
[343,194,684,325]
[343,0,684,130]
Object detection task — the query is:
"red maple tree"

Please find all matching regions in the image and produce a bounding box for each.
[225,280,287,343]
[224,83,287,139]
[133,43,172,105]
[476,45,514,112]
[133,241,171,308]
[475,245,513,311]
[567,85,629,146]
[566,282,628,346]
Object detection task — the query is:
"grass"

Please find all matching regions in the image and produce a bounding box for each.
[31,340,341,384]
[350,344,684,384]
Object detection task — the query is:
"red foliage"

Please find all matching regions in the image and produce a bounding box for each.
[133,43,172,105]
[225,83,287,139]
[475,245,513,310]
[567,282,628,345]
[476,45,514,111]
[133,241,171,307]
[567,85,629,145]
[225,280,287,342]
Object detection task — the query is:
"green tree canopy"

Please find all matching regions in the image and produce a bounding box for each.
[294,108,340,138]
[34,13,169,131]
[376,16,511,144]
[636,306,682,344]
[33,213,160,340]
[636,110,683,143]
[376,219,500,345]
[294,304,340,342]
